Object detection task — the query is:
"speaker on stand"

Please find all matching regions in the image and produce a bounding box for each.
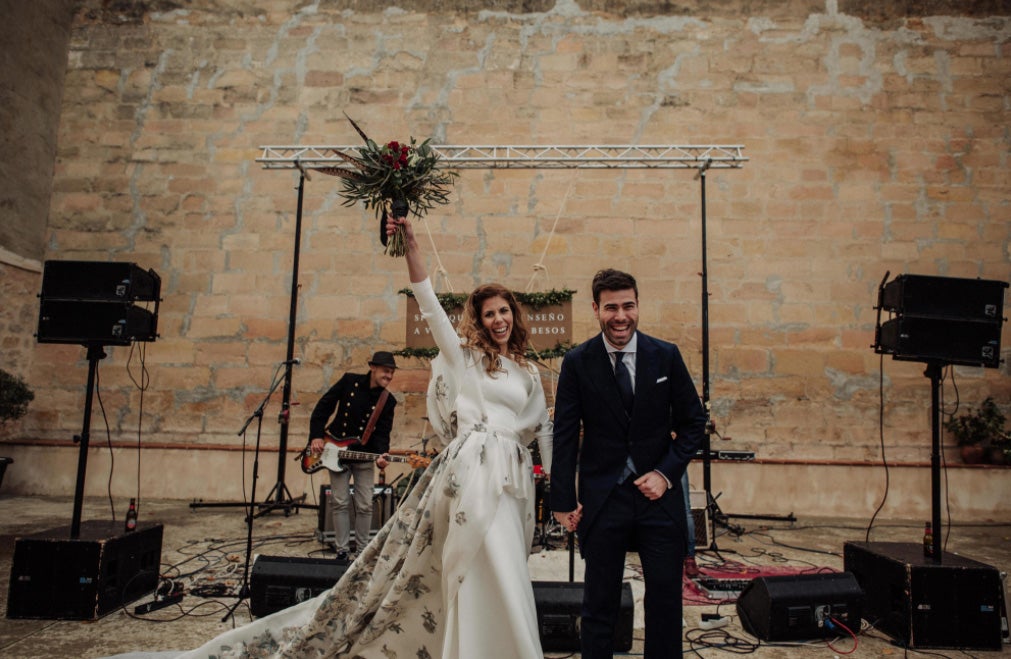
[869,272,1007,649]
[35,260,161,538]
[9,261,163,620]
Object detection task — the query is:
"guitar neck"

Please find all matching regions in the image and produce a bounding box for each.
[338,449,410,464]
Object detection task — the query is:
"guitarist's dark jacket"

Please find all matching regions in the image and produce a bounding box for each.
[308,372,395,455]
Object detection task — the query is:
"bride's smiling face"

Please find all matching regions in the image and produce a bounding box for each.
[480,295,513,353]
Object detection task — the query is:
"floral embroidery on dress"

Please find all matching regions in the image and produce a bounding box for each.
[444,472,460,498]
[417,524,434,554]
[454,511,467,525]
[422,608,438,633]
[405,574,431,598]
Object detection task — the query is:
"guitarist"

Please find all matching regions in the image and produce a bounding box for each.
[308,351,398,561]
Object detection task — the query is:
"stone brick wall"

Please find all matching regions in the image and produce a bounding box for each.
[0,0,76,374]
[2,1,1008,517]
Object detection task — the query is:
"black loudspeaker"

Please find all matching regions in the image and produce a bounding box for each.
[844,541,1003,650]
[41,260,161,301]
[881,274,1007,321]
[877,316,1003,368]
[249,555,348,618]
[735,572,863,642]
[315,483,394,545]
[37,260,161,346]
[37,299,158,345]
[875,274,1007,368]
[6,521,163,620]
[532,580,634,652]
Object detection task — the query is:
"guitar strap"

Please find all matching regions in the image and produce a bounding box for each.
[359,389,390,447]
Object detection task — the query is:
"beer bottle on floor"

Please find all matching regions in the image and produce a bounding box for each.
[125,498,138,532]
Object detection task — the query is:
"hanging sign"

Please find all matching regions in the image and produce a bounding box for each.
[406,297,572,352]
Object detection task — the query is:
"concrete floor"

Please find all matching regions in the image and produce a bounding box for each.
[0,494,1008,658]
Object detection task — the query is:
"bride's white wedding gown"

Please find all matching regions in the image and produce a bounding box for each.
[112,276,553,659]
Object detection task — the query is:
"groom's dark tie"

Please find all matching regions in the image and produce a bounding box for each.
[614,352,634,415]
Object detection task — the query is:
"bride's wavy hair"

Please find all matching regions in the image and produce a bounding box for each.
[458,283,530,375]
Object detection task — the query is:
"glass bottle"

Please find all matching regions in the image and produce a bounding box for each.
[125,497,138,532]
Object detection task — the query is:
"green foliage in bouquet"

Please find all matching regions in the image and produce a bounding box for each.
[317,113,458,256]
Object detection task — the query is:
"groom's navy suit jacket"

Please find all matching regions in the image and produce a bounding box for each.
[550,331,706,544]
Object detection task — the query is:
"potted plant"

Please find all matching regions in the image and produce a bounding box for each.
[944,396,1009,465]
[0,367,34,489]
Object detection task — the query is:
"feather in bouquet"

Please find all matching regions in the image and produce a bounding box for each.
[316,113,458,256]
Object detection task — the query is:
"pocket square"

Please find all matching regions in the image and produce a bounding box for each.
[656,376,668,383]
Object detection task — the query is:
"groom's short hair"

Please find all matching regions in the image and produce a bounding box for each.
[591,269,638,304]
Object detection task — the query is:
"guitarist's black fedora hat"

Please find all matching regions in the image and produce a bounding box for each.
[368,351,398,369]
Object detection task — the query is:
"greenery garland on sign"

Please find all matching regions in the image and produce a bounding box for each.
[398,287,576,312]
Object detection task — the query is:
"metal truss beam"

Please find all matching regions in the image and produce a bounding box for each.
[258,144,746,170]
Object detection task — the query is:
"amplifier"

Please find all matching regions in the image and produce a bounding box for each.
[881,274,1006,321]
[41,260,161,302]
[6,520,163,620]
[736,572,863,642]
[315,484,394,544]
[249,555,348,618]
[532,581,634,652]
[689,489,711,548]
[876,316,1002,368]
[37,299,158,345]
[844,541,1003,650]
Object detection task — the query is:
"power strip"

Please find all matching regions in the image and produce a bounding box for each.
[134,592,184,614]
[699,614,730,630]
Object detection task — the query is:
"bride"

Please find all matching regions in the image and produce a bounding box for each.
[124,211,555,659]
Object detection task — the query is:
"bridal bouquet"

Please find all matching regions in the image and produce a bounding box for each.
[319,114,458,256]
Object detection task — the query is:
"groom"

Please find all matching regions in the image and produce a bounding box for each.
[551,268,706,658]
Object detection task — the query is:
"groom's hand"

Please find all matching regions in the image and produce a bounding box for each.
[634,471,668,500]
[553,504,582,532]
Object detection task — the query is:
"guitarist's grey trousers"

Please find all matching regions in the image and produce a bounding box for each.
[328,461,376,554]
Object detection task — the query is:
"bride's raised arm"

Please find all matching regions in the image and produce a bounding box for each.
[388,213,464,368]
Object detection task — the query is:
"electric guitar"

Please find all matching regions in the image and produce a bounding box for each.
[300,434,431,475]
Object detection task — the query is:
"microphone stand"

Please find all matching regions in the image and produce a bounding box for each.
[222,367,285,623]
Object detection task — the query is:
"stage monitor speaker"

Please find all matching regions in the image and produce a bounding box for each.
[532,580,634,652]
[249,555,348,618]
[877,316,1002,368]
[735,572,863,642]
[6,521,163,620]
[41,260,161,302]
[844,541,1003,650]
[37,299,158,345]
[315,483,394,545]
[881,274,1007,322]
